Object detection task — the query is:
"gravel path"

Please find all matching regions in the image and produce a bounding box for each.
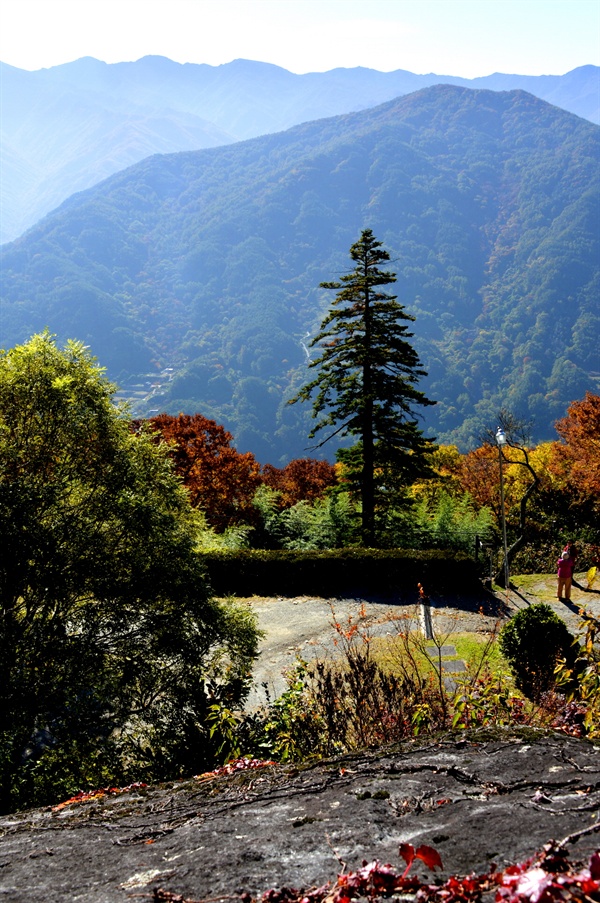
[243,587,504,705]
[241,574,600,706]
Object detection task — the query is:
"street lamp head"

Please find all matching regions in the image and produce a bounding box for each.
[496,427,507,447]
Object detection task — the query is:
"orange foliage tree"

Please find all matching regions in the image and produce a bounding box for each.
[551,392,600,511]
[138,413,262,529]
[261,458,338,509]
[458,421,541,527]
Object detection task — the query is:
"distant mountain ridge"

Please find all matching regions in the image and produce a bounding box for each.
[1,56,598,243]
[1,85,597,462]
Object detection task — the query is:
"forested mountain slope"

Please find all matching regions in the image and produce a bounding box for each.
[1,85,598,462]
[1,57,597,242]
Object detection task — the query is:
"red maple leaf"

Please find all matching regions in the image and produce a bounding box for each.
[398,843,443,877]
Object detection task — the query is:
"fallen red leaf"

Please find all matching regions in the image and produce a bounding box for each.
[398,842,415,876]
[416,844,444,872]
[398,843,443,877]
[51,782,147,811]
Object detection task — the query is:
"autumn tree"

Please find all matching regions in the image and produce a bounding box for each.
[551,392,600,512]
[261,457,338,508]
[410,445,465,507]
[141,413,262,529]
[458,445,502,517]
[290,229,435,545]
[457,413,540,585]
[0,335,258,812]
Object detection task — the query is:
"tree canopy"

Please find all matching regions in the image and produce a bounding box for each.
[139,412,262,529]
[0,333,258,812]
[261,458,338,509]
[552,392,600,510]
[291,229,435,545]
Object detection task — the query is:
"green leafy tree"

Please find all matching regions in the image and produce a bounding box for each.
[291,229,435,545]
[0,333,258,812]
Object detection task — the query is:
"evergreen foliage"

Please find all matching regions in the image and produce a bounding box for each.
[291,229,435,544]
[499,603,575,700]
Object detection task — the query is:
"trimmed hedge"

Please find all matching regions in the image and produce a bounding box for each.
[198,549,480,597]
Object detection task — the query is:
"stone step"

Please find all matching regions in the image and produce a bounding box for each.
[432,659,467,673]
[426,645,457,657]
[425,644,467,688]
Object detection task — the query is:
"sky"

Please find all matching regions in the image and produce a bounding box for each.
[1,0,598,78]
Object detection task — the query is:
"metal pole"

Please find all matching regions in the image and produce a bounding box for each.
[496,429,509,591]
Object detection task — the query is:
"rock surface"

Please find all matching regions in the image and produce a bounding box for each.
[1,733,599,902]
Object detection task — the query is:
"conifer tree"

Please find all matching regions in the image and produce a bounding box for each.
[291,229,435,545]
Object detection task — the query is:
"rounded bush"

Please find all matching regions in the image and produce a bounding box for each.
[499,603,575,700]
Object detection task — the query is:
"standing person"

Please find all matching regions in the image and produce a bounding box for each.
[557,548,575,601]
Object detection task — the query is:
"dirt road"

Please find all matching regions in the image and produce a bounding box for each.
[243,587,503,705]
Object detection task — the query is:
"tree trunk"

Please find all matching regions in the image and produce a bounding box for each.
[361,272,375,546]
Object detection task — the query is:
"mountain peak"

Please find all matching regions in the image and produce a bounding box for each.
[1,86,597,459]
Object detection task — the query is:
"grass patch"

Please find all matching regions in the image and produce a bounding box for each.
[369,628,511,686]
[454,633,507,673]
[511,573,559,601]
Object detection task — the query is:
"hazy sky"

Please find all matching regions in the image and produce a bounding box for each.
[1,0,598,77]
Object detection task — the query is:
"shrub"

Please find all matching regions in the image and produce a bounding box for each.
[499,603,575,700]
[242,611,448,760]
[555,610,600,737]
[241,607,530,761]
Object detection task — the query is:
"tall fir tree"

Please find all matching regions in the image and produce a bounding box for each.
[291,229,435,545]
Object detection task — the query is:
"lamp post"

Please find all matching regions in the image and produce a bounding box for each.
[495,427,509,591]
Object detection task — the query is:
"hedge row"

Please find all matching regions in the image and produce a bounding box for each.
[198,549,481,597]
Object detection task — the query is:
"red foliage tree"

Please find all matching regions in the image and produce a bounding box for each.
[261,458,338,509]
[457,445,501,519]
[139,413,262,529]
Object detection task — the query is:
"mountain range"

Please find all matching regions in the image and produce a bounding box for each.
[1,56,598,243]
[1,85,598,463]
